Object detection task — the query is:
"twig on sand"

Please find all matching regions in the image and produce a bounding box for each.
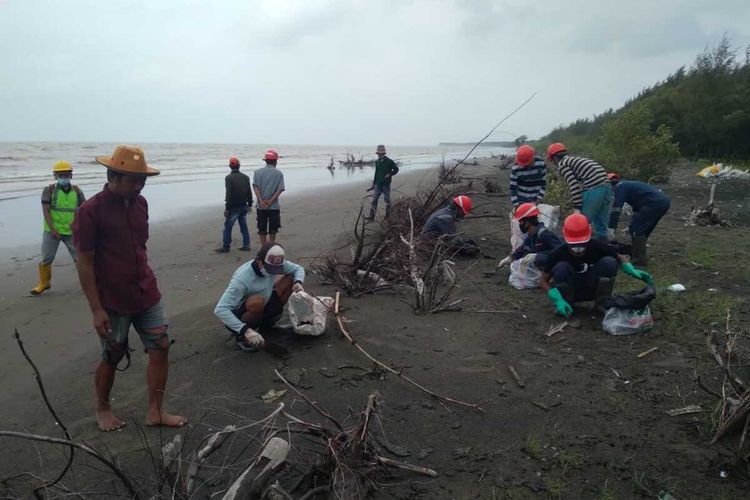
[334,292,483,412]
[508,365,525,388]
[376,456,438,477]
[14,329,75,498]
[274,369,344,431]
[637,347,658,358]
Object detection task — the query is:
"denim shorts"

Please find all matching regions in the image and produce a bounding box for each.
[101,300,169,361]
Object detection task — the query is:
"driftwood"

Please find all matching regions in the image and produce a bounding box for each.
[508,365,525,388]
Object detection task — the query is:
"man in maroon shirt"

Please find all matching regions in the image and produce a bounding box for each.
[73,145,186,432]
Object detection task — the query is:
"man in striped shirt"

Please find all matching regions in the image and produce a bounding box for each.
[510,145,546,208]
[546,143,612,240]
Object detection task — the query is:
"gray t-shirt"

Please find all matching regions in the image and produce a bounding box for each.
[252,165,285,210]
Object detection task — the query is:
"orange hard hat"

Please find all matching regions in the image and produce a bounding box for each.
[515,145,535,167]
[229,156,240,167]
[263,149,279,161]
[452,195,472,215]
[514,202,540,220]
[546,142,567,160]
[562,213,592,244]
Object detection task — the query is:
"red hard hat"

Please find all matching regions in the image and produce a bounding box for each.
[546,142,567,160]
[515,145,535,167]
[453,195,472,215]
[562,213,592,244]
[607,172,621,182]
[263,149,279,161]
[514,202,540,220]
[229,156,240,167]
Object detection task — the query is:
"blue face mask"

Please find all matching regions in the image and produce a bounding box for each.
[57,178,71,188]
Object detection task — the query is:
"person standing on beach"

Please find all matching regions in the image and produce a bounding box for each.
[253,149,285,246]
[214,242,305,351]
[547,143,612,240]
[365,145,399,221]
[508,145,546,250]
[215,156,253,253]
[73,145,186,432]
[30,161,86,295]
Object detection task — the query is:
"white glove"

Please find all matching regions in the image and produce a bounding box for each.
[292,282,304,293]
[497,256,512,268]
[607,229,615,241]
[244,329,265,349]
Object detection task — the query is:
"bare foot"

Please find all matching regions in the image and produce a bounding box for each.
[96,408,126,432]
[146,411,187,428]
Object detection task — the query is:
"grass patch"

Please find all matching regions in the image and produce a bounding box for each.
[524,434,542,460]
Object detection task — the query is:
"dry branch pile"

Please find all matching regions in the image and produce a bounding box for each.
[312,176,481,313]
[704,311,750,470]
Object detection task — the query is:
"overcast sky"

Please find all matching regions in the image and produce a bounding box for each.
[1,0,749,145]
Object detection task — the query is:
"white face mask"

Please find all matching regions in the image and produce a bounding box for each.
[569,245,586,256]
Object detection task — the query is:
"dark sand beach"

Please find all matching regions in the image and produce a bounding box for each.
[1,161,749,498]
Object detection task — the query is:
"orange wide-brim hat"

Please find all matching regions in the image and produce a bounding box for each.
[96,145,160,176]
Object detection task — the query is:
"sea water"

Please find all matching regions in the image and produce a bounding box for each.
[0,142,512,247]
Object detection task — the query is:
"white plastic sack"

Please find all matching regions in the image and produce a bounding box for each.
[537,203,560,231]
[287,291,334,337]
[509,210,524,251]
[602,306,654,335]
[509,253,542,290]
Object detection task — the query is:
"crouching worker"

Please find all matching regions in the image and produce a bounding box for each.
[607,173,670,265]
[422,195,479,255]
[540,214,653,317]
[497,203,563,269]
[214,242,305,352]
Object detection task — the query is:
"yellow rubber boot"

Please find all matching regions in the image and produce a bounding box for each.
[30,263,52,295]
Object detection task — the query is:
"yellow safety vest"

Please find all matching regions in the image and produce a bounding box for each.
[44,184,80,236]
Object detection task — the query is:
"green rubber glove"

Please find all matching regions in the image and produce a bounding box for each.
[621,262,654,285]
[547,288,573,317]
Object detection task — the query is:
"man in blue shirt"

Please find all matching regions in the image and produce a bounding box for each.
[422,195,479,255]
[214,242,305,352]
[607,173,670,265]
[497,203,563,270]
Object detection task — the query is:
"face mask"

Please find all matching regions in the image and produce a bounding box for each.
[569,245,586,256]
[519,221,528,234]
[57,178,71,188]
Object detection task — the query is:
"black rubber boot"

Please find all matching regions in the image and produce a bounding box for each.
[595,277,615,313]
[631,236,648,265]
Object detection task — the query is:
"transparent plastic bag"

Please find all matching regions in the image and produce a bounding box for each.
[509,210,524,251]
[509,253,542,290]
[602,306,654,335]
[537,203,560,231]
[287,291,334,337]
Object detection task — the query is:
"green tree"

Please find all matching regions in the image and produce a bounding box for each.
[594,105,680,182]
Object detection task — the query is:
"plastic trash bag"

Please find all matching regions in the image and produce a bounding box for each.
[537,203,560,231]
[601,285,656,310]
[287,291,334,337]
[509,210,524,251]
[509,253,542,290]
[601,285,656,335]
[602,306,654,335]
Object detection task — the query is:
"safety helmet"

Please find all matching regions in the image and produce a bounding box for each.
[515,145,535,167]
[514,202,540,220]
[53,160,73,173]
[607,172,621,183]
[452,195,472,215]
[263,149,279,161]
[546,142,567,160]
[562,213,592,244]
[229,156,240,168]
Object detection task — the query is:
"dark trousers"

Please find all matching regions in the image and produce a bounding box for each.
[222,207,250,249]
[551,256,618,302]
[630,199,670,238]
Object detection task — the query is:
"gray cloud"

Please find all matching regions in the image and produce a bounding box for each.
[1,0,749,144]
